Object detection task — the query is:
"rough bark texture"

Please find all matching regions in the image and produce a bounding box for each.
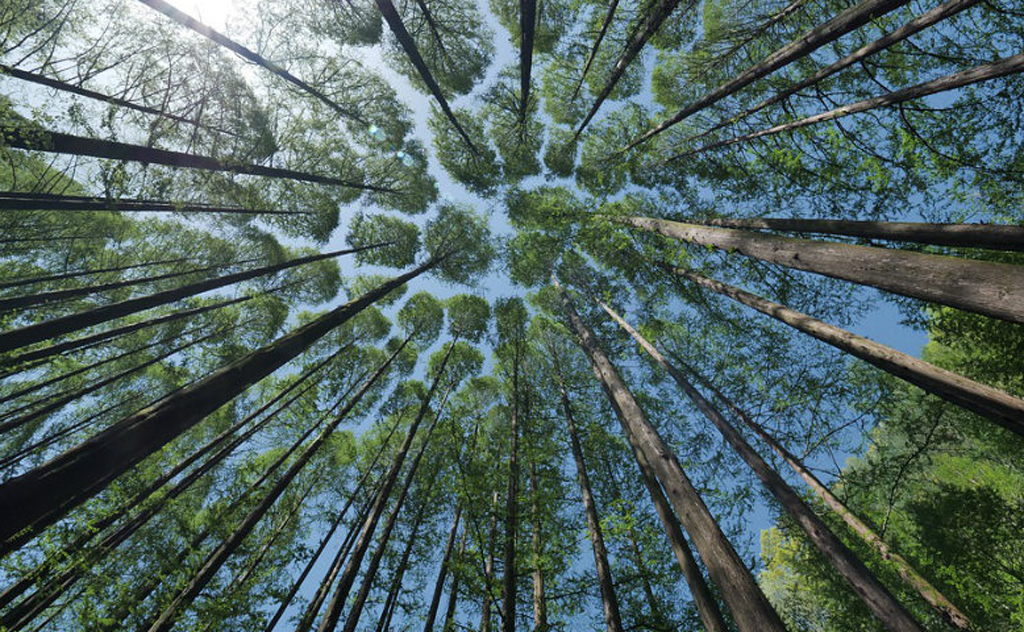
[598,298,925,632]
[0,260,438,546]
[621,215,1024,324]
[668,266,1024,436]
[629,0,911,147]
[685,363,976,632]
[555,277,784,632]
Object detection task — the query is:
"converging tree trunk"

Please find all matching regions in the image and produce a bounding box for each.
[0,191,307,214]
[597,298,925,632]
[570,0,619,101]
[665,265,1024,436]
[0,254,193,291]
[554,277,785,632]
[519,0,537,122]
[423,505,463,632]
[480,490,499,632]
[617,216,1024,324]
[528,462,547,631]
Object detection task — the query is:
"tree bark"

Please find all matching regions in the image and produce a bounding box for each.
[666,265,1024,436]
[0,191,308,215]
[682,215,1024,251]
[629,0,911,148]
[316,337,460,632]
[136,0,366,124]
[619,215,1024,324]
[501,362,521,632]
[679,0,979,145]
[684,362,975,632]
[0,254,193,291]
[528,462,547,631]
[424,506,463,632]
[0,259,440,547]
[570,0,620,102]
[442,532,468,631]
[0,244,377,354]
[480,490,499,632]
[374,0,479,153]
[554,277,785,632]
[597,298,925,632]
[519,0,537,122]
[549,348,623,632]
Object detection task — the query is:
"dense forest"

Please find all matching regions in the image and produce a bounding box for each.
[0,0,1022,630]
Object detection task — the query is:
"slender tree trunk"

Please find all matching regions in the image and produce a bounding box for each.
[341,388,454,632]
[597,299,925,632]
[136,0,366,123]
[680,53,1024,158]
[316,337,460,632]
[685,362,975,632]
[0,257,256,312]
[425,506,463,632]
[549,349,623,632]
[519,0,537,122]
[0,64,240,136]
[0,254,193,291]
[570,0,620,102]
[0,259,440,547]
[619,215,1024,324]
[443,532,468,631]
[666,265,1024,436]
[0,191,308,214]
[574,0,683,137]
[682,215,1024,251]
[680,0,979,145]
[629,0,912,148]
[528,463,546,631]
[1,295,250,369]
[554,277,785,632]
[625,525,663,627]
[0,244,378,353]
[374,0,479,153]
[480,490,499,632]
[501,366,521,632]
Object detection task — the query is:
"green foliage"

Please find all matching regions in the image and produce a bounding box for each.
[346,212,421,268]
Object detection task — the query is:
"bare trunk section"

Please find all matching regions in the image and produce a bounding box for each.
[666,266,1024,436]
[424,506,464,632]
[597,299,925,632]
[620,215,1024,324]
[554,277,785,632]
[680,53,1024,158]
[0,254,193,291]
[501,366,521,632]
[570,0,620,101]
[629,0,911,148]
[0,191,308,215]
[443,533,468,631]
[519,0,537,122]
[0,259,440,547]
[528,463,546,631]
[684,363,975,631]
[480,490,499,632]
[682,215,1024,251]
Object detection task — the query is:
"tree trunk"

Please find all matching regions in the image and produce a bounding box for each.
[629,0,911,148]
[550,349,623,632]
[619,215,1024,324]
[0,259,440,547]
[501,366,521,632]
[519,0,537,122]
[316,337,460,632]
[597,298,925,632]
[666,265,1024,436]
[570,0,620,102]
[443,532,468,631]
[528,463,546,631]
[681,0,979,145]
[0,244,377,353]
[0,191,308,215]
[554,277,785,632]
[0,254,193,291]
[424,506,463,632]
[683,215,1024,251]
[0,64,240,137]
[574,0,683,137]
[136,0,366,124]
[681,53,1024,158]
[684,362,975,632]
[480,490,499,632]
[374,0,479,153]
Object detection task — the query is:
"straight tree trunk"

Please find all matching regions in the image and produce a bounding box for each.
[0,191,309,215]
[136,0,366,124]
[424,506,463,632]
[684,362,975,632]
[374,0,479,153]
[574,0,684,137]
[570,0,620,102]
[682,215,1024,251]
[554,277,786,632]
[443,533,468,631]
[665,265,1024,436]
[619,215,1024,324]
[316,338,460,632]
[679,53,1024,158]
[0,254,193,291]
[528,463,547,631]
[480,490,499,632]
[519,0,537,122]
[597,298,925,632]
[680,0,979,145]
[0,244,378,354]
[0,64,240,137]
[549,349,623,632]
[501,363,521,632]
[628,0,912,148]
[0,259,441,547]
